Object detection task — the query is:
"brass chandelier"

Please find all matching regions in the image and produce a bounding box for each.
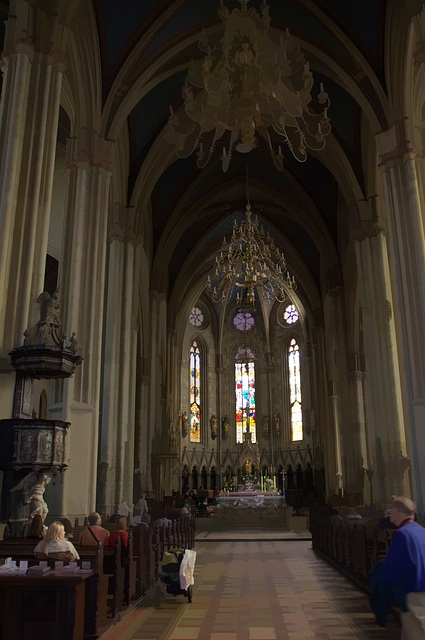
[167,0,331,171]
[206,200,296,307]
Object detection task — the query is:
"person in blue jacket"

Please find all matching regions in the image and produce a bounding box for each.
[382,496,425,639]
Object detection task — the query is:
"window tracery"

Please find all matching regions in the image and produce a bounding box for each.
[189,341,201,442]
[288,338,303,441]
[235,360,256,443]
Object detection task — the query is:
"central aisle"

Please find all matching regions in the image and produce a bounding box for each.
[101,539,401,640]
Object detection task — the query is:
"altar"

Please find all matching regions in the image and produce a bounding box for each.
[215,490,289,529]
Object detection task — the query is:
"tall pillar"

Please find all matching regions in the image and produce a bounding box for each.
[355,220,409,505]
[48,131,112,520]
[346,367,370,502]
[0,8,67,363]
[312,326,335,497]
[98,208,141,513]
[148,288,167,497]
[377,121,425,515]
[328,383,343,496]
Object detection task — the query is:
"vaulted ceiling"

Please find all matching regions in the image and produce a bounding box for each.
[72,1,412,310]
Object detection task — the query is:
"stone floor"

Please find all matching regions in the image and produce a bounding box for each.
[99,537,401,640]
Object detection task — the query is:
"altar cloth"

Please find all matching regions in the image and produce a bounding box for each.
[217,495,283,512]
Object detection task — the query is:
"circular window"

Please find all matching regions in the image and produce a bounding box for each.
[283,304,299,324]
[234,311,255,331]
[189,307,205,327]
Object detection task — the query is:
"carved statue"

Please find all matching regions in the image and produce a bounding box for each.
[10,472,51,521]
[210,414,218,439]
[68,332,79,353]
[37,287,61,325]
[274,413,281,434]
[182,411,189,438]
[221,415,229,437]
[175,410,181,434]
[244,458,252,476]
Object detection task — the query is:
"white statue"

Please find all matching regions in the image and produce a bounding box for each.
[11,472,51,521]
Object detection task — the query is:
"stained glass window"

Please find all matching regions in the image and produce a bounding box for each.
[189,307,204,327]
[284,304,299,324]
[235,362,256,443]
[234,311,254,331]
[190,341,201,442]
[289,339,303,441]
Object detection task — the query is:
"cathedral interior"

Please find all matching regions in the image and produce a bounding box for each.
[0,0,425,527]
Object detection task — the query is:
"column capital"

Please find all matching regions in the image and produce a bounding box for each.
[376,119,417,168]
[0,41,67,74]
[107,205,143,247]
[66,129,114,173]
[347,370,364,383]
[3,5,70,62]
[352,220,387,243]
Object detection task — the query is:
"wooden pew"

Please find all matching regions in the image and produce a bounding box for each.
[0,570,95,640]
[101,538,124,617]
[132,524,155,595]
[0,539,108,631]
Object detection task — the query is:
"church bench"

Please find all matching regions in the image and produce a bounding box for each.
[151,515,196,580]
[0,571,96,640]
[0,540,109,630]
[0,553,100,639]
[310,511,402,591]
[132,525,155,593]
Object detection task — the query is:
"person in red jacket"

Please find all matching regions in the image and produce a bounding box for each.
[109,516,129,548]
[79,512,110,546]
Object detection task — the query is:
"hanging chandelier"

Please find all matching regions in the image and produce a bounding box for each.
[166,0,331,172]
[206,200,296,307]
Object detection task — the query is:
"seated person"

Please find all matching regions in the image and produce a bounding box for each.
[155,510,172,526]
[108,501,130,524]
[375,509,398,529]
[109,516,129,548]
[129,512,151,528]
[179,503,191,518]
[34,522,80,560]
[344,507,363,523]
[79,512,110,546]
[26,514,46,540]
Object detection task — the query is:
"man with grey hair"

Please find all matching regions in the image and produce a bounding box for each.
[382,496,425,638]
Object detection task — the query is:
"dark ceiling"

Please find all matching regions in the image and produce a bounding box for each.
[93,0,387,297]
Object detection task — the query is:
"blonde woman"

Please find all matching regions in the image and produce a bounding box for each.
[34,521,80,561]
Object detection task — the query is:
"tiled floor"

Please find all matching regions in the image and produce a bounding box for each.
[100,539,401,640]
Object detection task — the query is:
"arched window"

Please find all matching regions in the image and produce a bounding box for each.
[288,338,303,441]
[189,341,201,442]
[235,359,256,443]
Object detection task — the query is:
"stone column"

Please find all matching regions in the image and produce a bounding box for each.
[136,376,152,495]
[328,383,343,496]
[377,121,425,515]
[47,131,112,519]
[355,220,409,505]
[98,209,141,513]
[0,12,67,360]
[148,288,168,497]
[312,326,335,497]
[215,353,224,490]
[346,367,369,502]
